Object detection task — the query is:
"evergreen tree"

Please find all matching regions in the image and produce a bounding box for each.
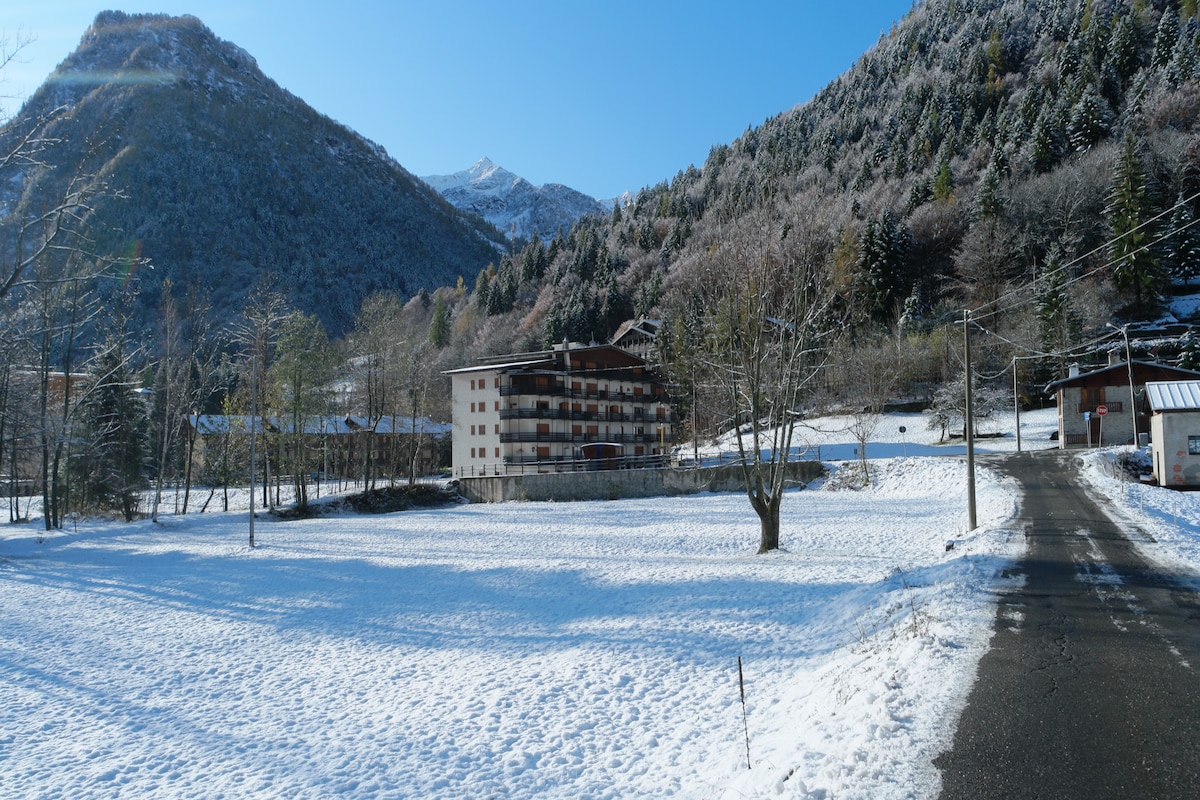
[1030,110,1060,173]
[429,292,450,348]
[1036,250,1081,369]
[473,265,494,311]
[974,157,1004,218]
[933,155,955,202]
[856,211,910,324]
[1153,7,1180,70]
[1068,85,1111,152]
[518,234,547,284]
[634,270,663,318]
[1164,195,1200,283]
[75,338,146,521]
[906,178,933,214]
[1106,132,1164,309]
[1180,332,1200,371]
[1167,25,1198,86]
[1106,14,1140,88]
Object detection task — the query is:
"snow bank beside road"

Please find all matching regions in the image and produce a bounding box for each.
[1079,447,1200,581]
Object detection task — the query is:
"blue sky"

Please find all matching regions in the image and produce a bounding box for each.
[3,1,914,199]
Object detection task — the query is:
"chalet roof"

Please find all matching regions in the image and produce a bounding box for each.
[1045,360,1200,392]
[610,317,661,343]
[1147,381,1200,412]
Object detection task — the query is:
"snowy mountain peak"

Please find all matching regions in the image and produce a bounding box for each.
[423,158,605,241]
[469,156,499,177]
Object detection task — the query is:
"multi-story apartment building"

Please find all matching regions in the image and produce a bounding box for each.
[446,342,674,477]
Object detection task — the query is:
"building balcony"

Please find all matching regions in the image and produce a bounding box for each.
[499,408,677,426]
[500,430,675,445]
[501,408,632,423]
[1075,401,1123,414]
[499,384,668,404]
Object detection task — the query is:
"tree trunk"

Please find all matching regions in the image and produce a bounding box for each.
[182,421,195,514]
[756,497,782,554]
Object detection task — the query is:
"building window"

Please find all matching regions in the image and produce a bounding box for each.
[495,448,500,458]
[470,448,476,458]
[1189,436,1200,455]
[470,425,476,435]
[494,377,500,388]
[494,401,500,411]
[470,402,475,413]
[470,379,476,390]
[495,424,500,434]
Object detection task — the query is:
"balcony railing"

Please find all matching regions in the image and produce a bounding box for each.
[1076,401,1123,414]
[455,453,670,477]
[499,384,668,403]
[499,431,675,445]
[500,407,676,424]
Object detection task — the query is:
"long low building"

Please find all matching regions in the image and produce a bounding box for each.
[445,342,675,477]
[184,413,451,482]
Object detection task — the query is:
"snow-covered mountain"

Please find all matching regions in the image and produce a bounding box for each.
[5,12,506,338]
[423,158,607,241]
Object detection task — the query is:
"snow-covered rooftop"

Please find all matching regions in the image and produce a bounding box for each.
[1147,380,1200,412]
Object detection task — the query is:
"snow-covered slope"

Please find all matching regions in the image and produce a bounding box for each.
[423,157,606,241]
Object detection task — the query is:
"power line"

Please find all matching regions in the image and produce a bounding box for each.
[971,187,1200,322]
[971,318,1122,361]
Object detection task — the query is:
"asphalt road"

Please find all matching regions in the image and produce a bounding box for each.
[935,449,1200,799]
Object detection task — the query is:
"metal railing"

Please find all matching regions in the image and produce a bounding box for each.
[499,431,674,445]
[1076,401,1123,414]
[499,385,668,403]
[455,453,669,477]
[499,407,675,424]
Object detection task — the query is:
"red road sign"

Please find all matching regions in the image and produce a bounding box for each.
[1097,405,1108,416]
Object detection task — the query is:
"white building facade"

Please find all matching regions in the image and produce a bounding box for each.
[1147,380,1200,488]
[446,343,674,477]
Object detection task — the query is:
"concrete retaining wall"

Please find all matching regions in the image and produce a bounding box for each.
[455,460,825,503]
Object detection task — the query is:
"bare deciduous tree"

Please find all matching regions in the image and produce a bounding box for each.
[689,214,840,553]
[840,340,902,483]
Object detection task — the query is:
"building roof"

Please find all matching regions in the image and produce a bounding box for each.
[1147,380,1200,412]
[610,318,661,343]
[187,414,450,437]
[443,342,654,376]
[1045,360,1200,392]
[443,357,552,375]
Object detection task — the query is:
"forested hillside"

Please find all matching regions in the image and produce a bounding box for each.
[438,0,1200,407]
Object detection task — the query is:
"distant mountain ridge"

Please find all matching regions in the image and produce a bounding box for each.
[423,158,606,241]
[2,11,506,338]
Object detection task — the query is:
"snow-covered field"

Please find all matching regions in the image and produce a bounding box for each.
[3,406,1146,800]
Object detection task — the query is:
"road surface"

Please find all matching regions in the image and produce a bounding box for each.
[936,449,1200,799]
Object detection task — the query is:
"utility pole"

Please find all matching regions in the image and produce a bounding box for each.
[964,311,977,530]
[248,346,257,548]
[1012,357,1021,453]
